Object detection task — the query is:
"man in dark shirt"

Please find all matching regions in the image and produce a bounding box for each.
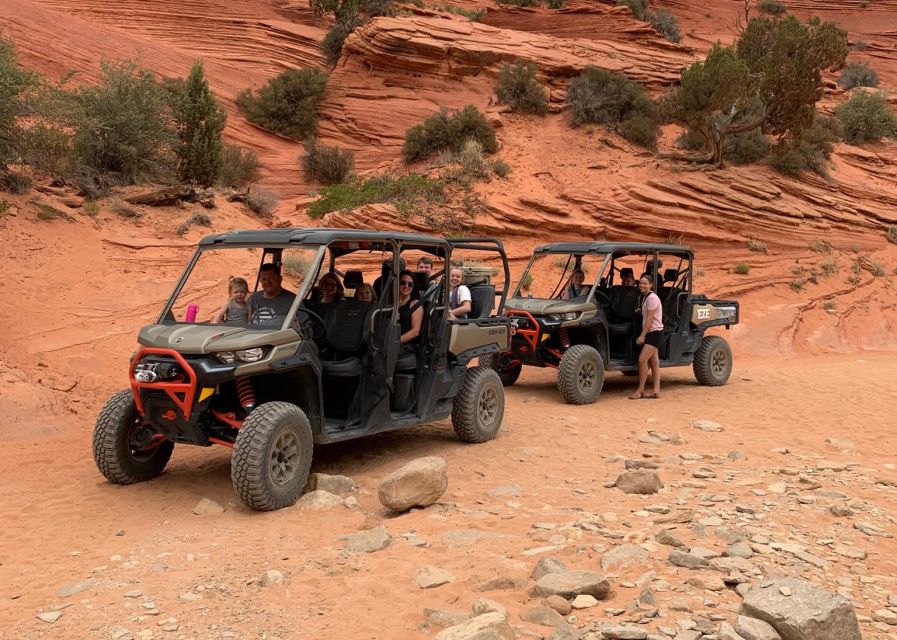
[249,263,295,328]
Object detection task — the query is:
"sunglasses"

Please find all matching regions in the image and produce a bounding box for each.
[400,280,414,287]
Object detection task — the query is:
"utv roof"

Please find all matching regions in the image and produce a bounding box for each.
[534,242,691,254]
[198,228,452,247]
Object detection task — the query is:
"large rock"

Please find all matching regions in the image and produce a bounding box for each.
[601,544,649,571]
[345,525,391,553]
[434,612,514,640]
[614,471,663,495]
[305,473,356,495]
[378,456,448,512]
[531,556,566,580]
[735,615,781,640]
[718,622,747,640]
[739,578,862,640]
[530,570,610,600]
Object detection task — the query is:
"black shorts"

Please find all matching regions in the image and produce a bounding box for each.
[643,330,664,349]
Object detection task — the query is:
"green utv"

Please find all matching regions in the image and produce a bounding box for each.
[93,229,513,511]
[487,242,739,404]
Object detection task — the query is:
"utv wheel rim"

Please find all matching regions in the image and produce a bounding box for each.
[578,361,597,391]
[269,431,301,486]
[128,421,163,462]
[478,386,499,425]
[711,348,728,377]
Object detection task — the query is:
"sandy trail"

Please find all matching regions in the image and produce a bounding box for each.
[1,355,895,639]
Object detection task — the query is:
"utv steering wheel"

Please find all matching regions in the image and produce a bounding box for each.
[296,307,327,341]
[593,290,612,310]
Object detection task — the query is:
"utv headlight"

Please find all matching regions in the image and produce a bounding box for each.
[214,351,237,364]
[235,347,265,362]
[548,312,579,322]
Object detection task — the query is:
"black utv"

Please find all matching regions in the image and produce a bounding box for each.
[93,229,512,510]
[488,243,739,404]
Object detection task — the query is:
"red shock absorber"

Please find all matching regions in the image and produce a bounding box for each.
[559,327,571,349]
[236,377,256,413]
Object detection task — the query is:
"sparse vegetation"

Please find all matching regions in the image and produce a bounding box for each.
[648,9,680,43]
[757,0,787,16]
[246,187,279,218]
[402,105,497,163]
[747,237,768,252]
[869,260,885,276]
[495,0,540,7]
[495,61,548,115]
[0,171,32,194]
[820,258,838,276]
[37,203,61,220]
[733,262,751,274]
[617,0,648,20]
[791,264,805,275]
[308,173,445,218]
[491,158,511,177]
[768,113,841,178]
[302,139,354,185]
[0,33,38,170]
[810,238,833,253]
[219,144,262,188]
[169,61,227,187]
[112,200,142,219]
[430,3,486,19]
[566,67,659,149]
[835,91,897,145]
[851,39,867,51]
[0,199,9,216]
[886,226,897,244]
[823,299,837,312]
[82,200,100,217]
[236,68,328,141]
[837,62,879,89]
[175,211,212,235]
[283,254,310,280]
[790,278,805,291]
[724,128,771,164]
[322,23,354,67]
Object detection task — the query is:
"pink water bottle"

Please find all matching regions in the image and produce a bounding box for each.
[185,303,198,323]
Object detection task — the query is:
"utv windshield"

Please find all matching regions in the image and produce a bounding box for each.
[160,246,321,330]
[513,253,608,301]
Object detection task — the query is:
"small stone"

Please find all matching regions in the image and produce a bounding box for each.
[728,451,747,461]
[191,497,224,515]
[545,595,572,615]
[37,611,63,623]
[656,529,686,548]
[615,471,664,495]
[571,595,598,609]
[295,490,344,510]
[872,609,897,625]
[596,623,648,639]
[124,590,143,598]
[378,456,448,512]
[57,580,91,598]
[345,525,391,553]
[735,615,782,640]
[601,544,649,571]
[530,571,610,600]
[767,482,787,494]
[178,592,201,602]
[304,472,356,495]
[471,597,506,617]
[725,543,754,559]
[668,550,708,569]
[829,505,853,517]
[779,586,791,596]
[688,575,726,592]
[259,570,283,587]
[520,605,566,627]
[718,622,746,640]
[532,556,567,580]
[433,614,514,640]
[693,420,724,432]
[424,608,470,628]
[414,565,455,589]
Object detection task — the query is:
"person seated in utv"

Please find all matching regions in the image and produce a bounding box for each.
[373,258,406,299]
[448,267,471,320]
[561,269,590,300]
[620,268,636,287]
[398,271,424,354]
[249,263,295,328]
[310,272,344,321]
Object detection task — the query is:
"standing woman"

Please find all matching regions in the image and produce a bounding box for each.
[630,275,663,399]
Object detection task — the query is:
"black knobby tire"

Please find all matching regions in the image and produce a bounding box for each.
[481,353,522,387]
[557,344,605,405]
[452,366,505,443]
[92,389,174,484]
[693,334,733,386]
[231,402,313,511]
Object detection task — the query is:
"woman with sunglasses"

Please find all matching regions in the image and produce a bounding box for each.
[398,270,423,350]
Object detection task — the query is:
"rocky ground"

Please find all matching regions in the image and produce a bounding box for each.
[2,357,895,640]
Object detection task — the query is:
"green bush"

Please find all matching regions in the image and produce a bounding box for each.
[547,0,564,8]
[769,114,841,177]
[308,173,444,217]
[733,262,751,275]
[886,226,897,245]
[402,105,497,163]
[219,144,262,188]
[322,23,353,67]
[758,0,787,15]
[496,61,548,115]
[495,0,540,7]
[723,128,770,164]
[649,9,680,43]
[430,4,486,20]
[0,33,38,167]
[19,124,73,178]
[170,61,227,187]
[236,68,328,141]
[302,138,354,184]
[246,187,279,218]
[491,158,511,177]
[0,171,32,194]
[835,91,897,144]
[675,130,705,151]
[566,67,658,148]
[837,62,879,89]
[617,0,648,20]
[71,60,177,184]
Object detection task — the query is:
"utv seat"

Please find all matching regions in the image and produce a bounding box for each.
[607,286,640,336]
[343,269,364,294]
[468,284,495,318]
[320,299,372,377]
[657,268,682,327]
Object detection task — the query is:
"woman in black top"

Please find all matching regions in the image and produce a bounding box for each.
[398,270,423,349]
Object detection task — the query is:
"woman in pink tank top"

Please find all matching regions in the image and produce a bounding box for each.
[630,275,664,399]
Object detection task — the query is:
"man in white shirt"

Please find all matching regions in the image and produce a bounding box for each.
[448,267,471,320]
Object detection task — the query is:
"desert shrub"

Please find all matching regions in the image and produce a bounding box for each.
[820,257,838,275]
[402,105,497,163]
[835,91,897,144]
[617,0,648,20]
[547,0,564,8]
[308,173,444,217]
[236,68,328,141]
[219,144,262,188]
[733,262,751,274]
[112,200,142,219]
[851,39,867,51]
[648,9,680,43]
[246,187,279,218]
[71,60,177,184]
[0,200,9,215]
[869,260,885,276]
[455,139,492,180]
[810,239,833,252]
[282,254,310,280]
[0,171,32,193]
[430,4,486,19]
[723,128,770,164]
[837,62,879,89]
[769,114,841,177]
[18,124,73,178]
[169,61,227,186]
[495,61,548,115]
[322,22,354,67]
[495,0,540,7]
[747,237,768,252]
[0,33,39,168]
[886,226,897,244]
[758,0,787,15]
[566,67,658,148]
[302,138,354,184]
[491,158,511,177]
[176,211,212,235]
[82,200,100,217]
[790,278,805,291]
[676,130,705,151]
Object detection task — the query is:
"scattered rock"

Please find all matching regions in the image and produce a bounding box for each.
[687,574,726,592]
[305,473,356,495]
[520,606,565,627]
[531,556,566,580]
[547,622,581,640]
[693,420,724,432]
[191,498,224,515]
[471,598,506,618]
[571,594,597,609]
[378,456,447,512]
[345,525,391,553]
[476,576,525,592]
[259,570,283,587]
[667,550,708,569]
[415,565,455,589]
[872,609,897,625]
[530,570,610,600]
[57,580,91,598]
[596,623,648,639]
[545,595,572,615]
[601,544,649,571]
[735,615,782,640]
[718,622,747,640]
[424,609,470,629]
[295,490,344,510]
[655,529,686,548]
[615,471,664,495]
[178,592,201,602]
[829,505,853,517]
[625,459,659,470]
[434,612,514,640]
[37,611,63,623]
[725,542,754,559]
[124,590,143,598]
[740,578,862,640]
